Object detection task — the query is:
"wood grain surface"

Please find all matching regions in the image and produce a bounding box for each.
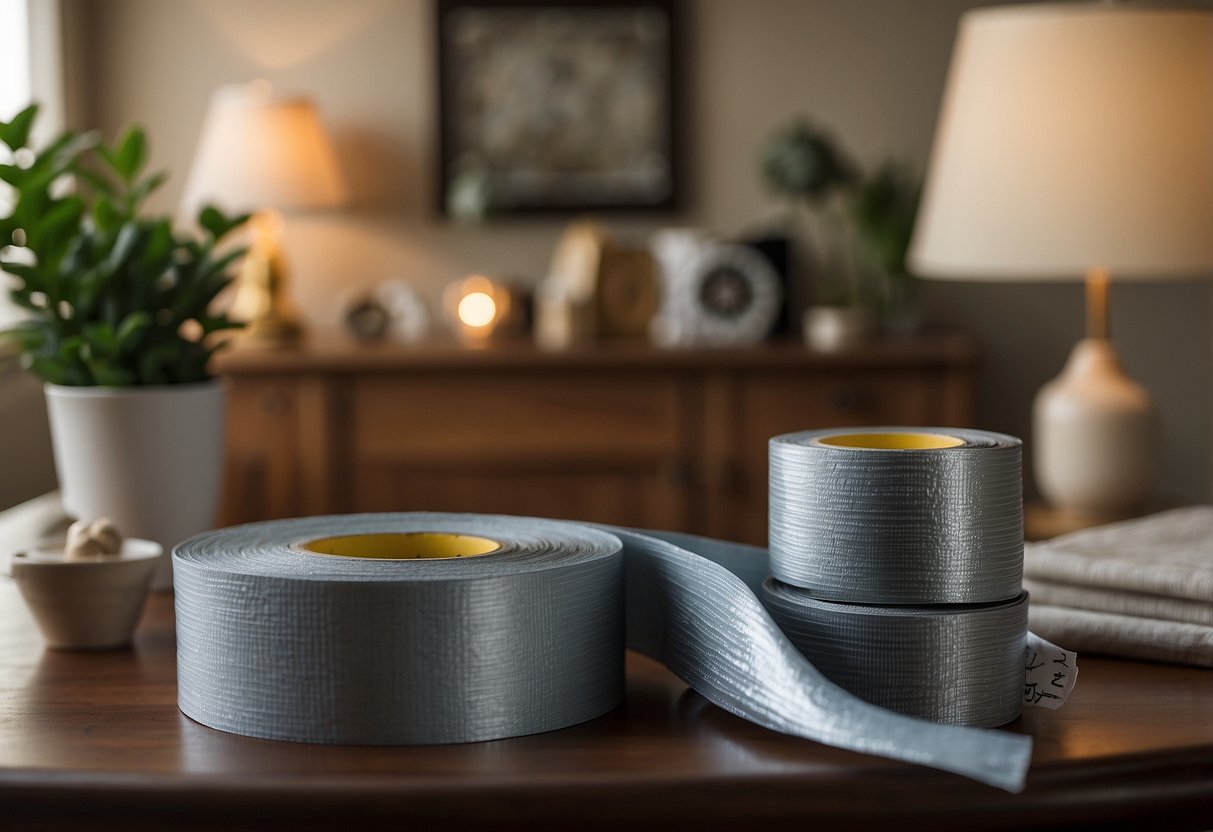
[1,585,1212,831]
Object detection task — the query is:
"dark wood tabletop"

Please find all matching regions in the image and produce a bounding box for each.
[2,586,1212,831]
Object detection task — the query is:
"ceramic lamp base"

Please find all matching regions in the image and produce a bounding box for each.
[1032,337,1157,515]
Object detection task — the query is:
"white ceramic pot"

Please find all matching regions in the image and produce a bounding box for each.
[44,380,226,589]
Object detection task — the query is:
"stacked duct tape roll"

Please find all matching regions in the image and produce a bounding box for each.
[765,428,1028,727]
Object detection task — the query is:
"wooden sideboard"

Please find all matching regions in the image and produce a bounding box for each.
[215,332,977,544]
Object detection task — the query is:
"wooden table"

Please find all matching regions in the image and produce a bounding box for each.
[2,586,1212,831]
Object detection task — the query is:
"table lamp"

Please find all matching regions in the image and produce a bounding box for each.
[910,4,1213,517]
[180,81,348,345]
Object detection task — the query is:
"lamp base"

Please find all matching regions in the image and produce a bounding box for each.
[238,313,303,348]
[1032,337,1157,515]
[228,210,303,348]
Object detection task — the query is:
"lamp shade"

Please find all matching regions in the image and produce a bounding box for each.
[910,5,1213,280]
[180,82,348,219]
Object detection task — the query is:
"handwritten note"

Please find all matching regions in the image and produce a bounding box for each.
[1023,633,1078,710]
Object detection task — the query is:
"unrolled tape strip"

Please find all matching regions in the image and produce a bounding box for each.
[769,428,1025,604]
[175,514,1043,793]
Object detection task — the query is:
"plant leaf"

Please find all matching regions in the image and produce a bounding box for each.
[108,125,148,183]
[198,206,250,241]
[197,314,242,335]
[0,104,38,150]
[85,358,136,387]
[72,165,119,198]
[129,170,167,207]
[26,196,85,260]
[137,342,177,385]
[0,164,26,187]
[0,261,43,287]
[93,194,122,232]
[97,222,141,277]
[115,310,150,349]
[24,356,71,385]
[82,321,117,353]
[139,219,174,267]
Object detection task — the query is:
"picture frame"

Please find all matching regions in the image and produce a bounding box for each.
[436,0,680,217]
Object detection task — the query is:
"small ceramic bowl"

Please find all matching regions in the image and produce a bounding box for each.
[10,539,163,650]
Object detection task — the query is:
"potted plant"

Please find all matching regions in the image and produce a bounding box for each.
[850,162,922,335]
[760,117,924,348]
[0,104,248,588]
[759,117,873,349]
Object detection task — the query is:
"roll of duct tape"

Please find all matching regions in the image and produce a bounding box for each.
[763,581,1029,727]
[769,428,1024,604]
[175,513,1037,792]
[175,515,623,747]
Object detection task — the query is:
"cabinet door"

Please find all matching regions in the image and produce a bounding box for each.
[222,376,335,524]
[347,372,693,530]
[704,368,973,546]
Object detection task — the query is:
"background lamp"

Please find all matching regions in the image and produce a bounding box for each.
[180,81,348,345]
[910,4,1213,517]
[444,275,515,343]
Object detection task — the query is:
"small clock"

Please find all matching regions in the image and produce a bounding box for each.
[655,240,782,346]
[596,248,660,338]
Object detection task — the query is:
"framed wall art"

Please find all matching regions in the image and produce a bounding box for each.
[436,0,680,217]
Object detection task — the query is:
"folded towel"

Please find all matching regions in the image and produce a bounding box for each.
[1028,605,1213,668]
[1024,507,1213,666]
[1024,506,1213,603]
[1022,578,1213,627]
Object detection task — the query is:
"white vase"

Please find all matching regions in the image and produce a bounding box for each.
[802,306,875,351]
[44,380,226,590]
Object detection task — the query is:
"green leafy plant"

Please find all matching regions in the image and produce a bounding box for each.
[759,116,922,315]
[851,162,921,279]
[759,118,856,206]
[760,118,865,307]
[0,104,249,386]
[850,162,922,330]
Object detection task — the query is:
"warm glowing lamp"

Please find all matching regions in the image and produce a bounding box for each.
[444,276,512,343]
[180,81,348,345]
[458,291,498,329]
[911,4,1213,517]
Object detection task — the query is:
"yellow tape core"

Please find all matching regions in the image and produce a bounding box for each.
[301,532,502,560]
[818,432,966,450]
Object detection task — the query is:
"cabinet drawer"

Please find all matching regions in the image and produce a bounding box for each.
[739,369,944,430]
[352,372,682,462]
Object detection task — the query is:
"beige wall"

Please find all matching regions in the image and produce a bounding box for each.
[55,0,1213,505]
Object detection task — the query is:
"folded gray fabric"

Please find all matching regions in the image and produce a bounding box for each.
[1022,578,1213,626]
[1024,507,1213,666]
[1023,506,1213,603]
[1028,605,1213,668]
